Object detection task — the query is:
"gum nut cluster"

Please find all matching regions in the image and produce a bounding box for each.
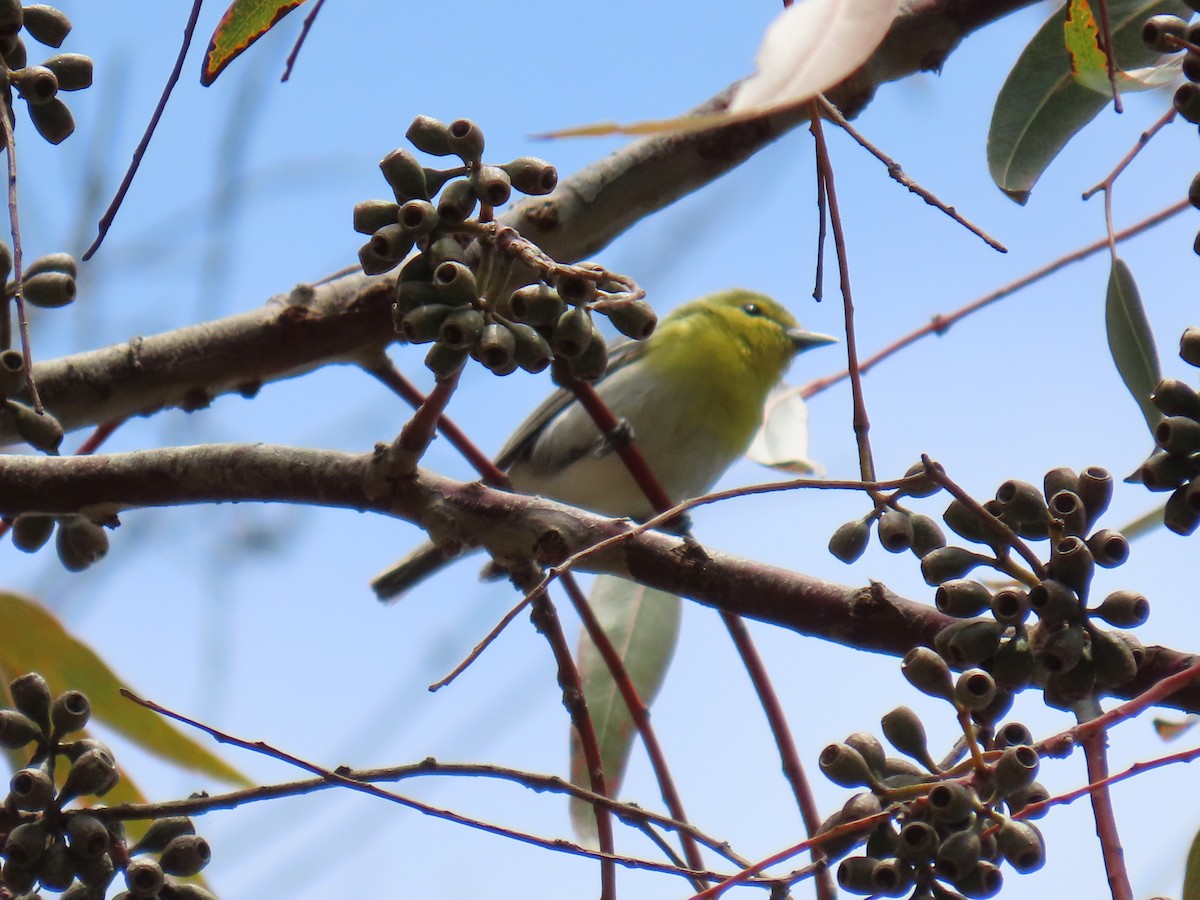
[1143,8,1200,253]
[353,115,657,382]
[818,654,1046,898]
[828,462,949,564]
[0,0,91,145]
[0,673,216,900]
[916,465,1147,711]
[1137,328,1200,533]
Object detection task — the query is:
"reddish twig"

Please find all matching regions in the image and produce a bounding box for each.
[428,594,533,691]
[280,0,326,82]
[1081,727,1132,900]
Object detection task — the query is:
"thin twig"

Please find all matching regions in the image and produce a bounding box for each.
[280,0,326,82]
[1081,725,1132,900]
[0,97,38,411]
[818,96,1006,253]
[428,594,533,691]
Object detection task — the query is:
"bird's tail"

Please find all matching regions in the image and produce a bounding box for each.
[371,542,459,603]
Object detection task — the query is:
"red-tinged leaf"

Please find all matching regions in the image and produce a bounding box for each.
[569,576,681,843]
[1106,257,1162,435]
[1153,714,1199,740]
[543,0,898,139]
[1063,0,1111,92]
[201,0,307,86]
[0,592,249,786]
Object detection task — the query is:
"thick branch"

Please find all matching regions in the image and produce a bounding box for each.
[0,444,1194,713]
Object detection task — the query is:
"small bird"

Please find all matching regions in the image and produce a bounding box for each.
[371,288,835,601]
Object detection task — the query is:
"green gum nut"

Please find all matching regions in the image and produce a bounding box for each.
[935,827,981,884]
[1042,466,1078,501]
[1181,326,1200,367]
[1028,578,1080,623]
[394,280,440,318]
[4,819,48,869]
[1155,416,1200,455]
[28,95,74,144]
[815,791,881,862]
[12,63,57,103]
[0,0,20,34]
[880,705,929,764]
[369,223,415,263]
[901,646,954,701]
[124,857,165,898]
[935,579,992,618]
[424,342,469,379]
[1046,535,1094,598]
[401,304,453,344]
[58,746,119,802]
[934,620,1003,668]
[379,148,429,203]
[1075,465,1112,529]
[567,323,608,381]
[928,782,976,825]
[425,235,469,268]
[1151,378,1200,420]
[22,270,76,308]
[954,860,1002,899]
[358,240,398,276]
[1086,529,1129,568]
[989,587,1029,627]
[397,199,439,238]
[553,273,598,306]
[0,347,25,393]
[1164,482,1200,535]
[469,165,511,207]
[1043,659,1096,709]
[11,513,54,553]
[1141,450,1200,491]
[818,742,879,789]
[406,115,454,156]
[1091,589,1149,627]
[509,322,552,374]
[437,307,485,350]
[160,834,212,877]
[39,837,76,892]
[1142,13,1188,51]
[22,4,72,46]
[994,479,1047,524]
[844,731,887,775]
[432,260,478,306]
[43,52,91,91]
[992,744,1039,798]
[919,546,990,586]
[501,156,558,195]
[953,668,996,711]
[971,687,1013,727]
[896,820,938,863]
[603,297,657,340]
[1,34,21,68]
[1035,623,1086,674]
[902,459,943,498]
[993,720,1033,750]
[551,305,593,359]
[352,199,399,236]
[877,508,914,553]
[871,858,914,896]
[132,816,195,855]
[910,513,947,558]
[7,399,64,453]
[50,688,90,734]
[66,813,110,859]
[447,118,484,163]
[8,765,53,810]
[989,636,1033,690]
[436,178,478,224]
[1046,489,1086,536]
[476,322,517,376]
[941,499,995,546]
[509,283,564,326]
[828,517,871,563]
[9,671,50,730]
[26,251,76,278]
[1089,625,1139,687]
[836,856,878,894]
[996,819,1044,873]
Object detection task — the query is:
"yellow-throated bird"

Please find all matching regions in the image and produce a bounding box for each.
[372,288,835,601]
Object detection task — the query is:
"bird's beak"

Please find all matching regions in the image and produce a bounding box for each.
[788,328,838,352]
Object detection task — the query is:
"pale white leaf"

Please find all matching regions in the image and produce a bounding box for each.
[747,385,823,474]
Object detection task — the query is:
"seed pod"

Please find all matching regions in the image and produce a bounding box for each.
[469,165,511,207]
[901,646,954,700]
[996,819,1044,872]
[55,516,109,571]
[12,513,54,552]
[1091,589,1149,628]
[437,307,485,350]
[828,517,871,563]
[79,849,115,893]
[4,820,48,869]
[1037,624,1086,674]
[476,322,517,376]
[432,260,478,307]
[929,781,976,824]
[11,64,56,104]
[358,240,398,276]
[990,587,1030,627]
[22,4,71,46]
[843,731,887,776]
[158,883,219,900]
[936,827,982,883]
[406,115,454,156]
[67,813,111,859]
[554,273,598,307]
[953,668,996,711]
[0,707,41,747]
[501,156,558,195]
[10,671,51,729]
[160,834,212,877]
[379,148,428,202]
[42,52,91,91]
[352,199,399,236]
[880,705,930,764]
[1028,578,1080,623]
[436,177,477,223]
[1042,465,1077,501]
[870,857,914,896]
[59,745,119,801]
[551,305,593,359]
[994,480,1048,524]
[447,118,484,163]
[424,342,469,379]
[934,620,1003,667]
[132,817,195,855]
[920,547,991,586]
[837,856,878,894]
[900,459,943,498]
[1156,415,1200,455]
[992,745,1039,798]
[401,304,453,344]
[1046,489,1087,536]
[509,322,552,374]
[1165,482,1200,535]
[0,240,11,285]
[818,742,879,788]
[877,508,914,553]
[369,223,414,262]
[22,269,76,307]
[27,94,73,143]
[1090,625,1139,687]
[990,636,1033,690]
[815,791,882,862]
[51,688,90,734]
[9,764,53,809]
[1143,13,1188,50]
[994,720,1034,750]
[1177,82,1200,123]
[1152,378,1200,419]
[1047,535,1094,598]
[910,513,947,557]
[124,856,165,898]
[509,283,564,326]
[6,399,63,453]
[1074,465,1112,530]
[568,323,609,381]
[935,579,992,618]
[0,0,20,34]
[896,820,939,863]
[1182,326,1200,367]
[1,858,36,893]
[425,235,469,268]
[942,499,995,545]
[394,279,440,317]
[1086,529,1129,568]
[954,859,1002,898]
[396,199,439,239]
[26,250,76,278]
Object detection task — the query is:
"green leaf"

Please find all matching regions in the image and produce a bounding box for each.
[1185,821,1200,900]
[0,592,249,786]
[987,0,1189,203]
[569,576,681,842]
[1106,257,1162,434]
[201,0,307,87]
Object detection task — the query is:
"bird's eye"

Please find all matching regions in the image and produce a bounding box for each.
[742,303,763,317]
